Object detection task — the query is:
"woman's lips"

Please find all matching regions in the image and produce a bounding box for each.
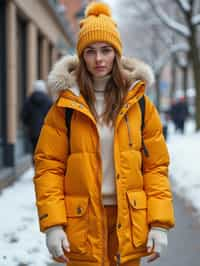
[95,66,106,71]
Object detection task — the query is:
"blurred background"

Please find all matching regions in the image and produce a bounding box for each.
[0,0,93,179]
[0,0,200,265]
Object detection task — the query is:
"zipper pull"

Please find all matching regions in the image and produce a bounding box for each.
[124,114,133,147]
[142,140,149,157]
[116,253,121,266]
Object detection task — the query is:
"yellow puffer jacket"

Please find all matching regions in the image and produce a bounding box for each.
[34,55,175,265]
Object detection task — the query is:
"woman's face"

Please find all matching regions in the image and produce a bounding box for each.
[83,42,115,78]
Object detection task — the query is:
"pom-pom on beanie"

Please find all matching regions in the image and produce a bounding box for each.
[77,2,122,57]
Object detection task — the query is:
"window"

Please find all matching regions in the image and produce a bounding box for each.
[49,43,53,71]
[15,16,28,159]
[0,0,6,168]
[37,33,42,79]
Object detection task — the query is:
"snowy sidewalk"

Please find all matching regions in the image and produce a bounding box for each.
[0,168,53,266]
[167,120,200,213]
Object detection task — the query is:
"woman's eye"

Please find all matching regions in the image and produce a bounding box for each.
[102,48,112,53]
[85,50,95,55]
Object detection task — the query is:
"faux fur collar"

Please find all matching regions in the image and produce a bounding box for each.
[48,55,154,96]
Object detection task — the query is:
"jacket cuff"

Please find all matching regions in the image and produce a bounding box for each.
[150,223,170,230]
[150,226,168,232]
[148,198,175,229]
[37,201,67,232]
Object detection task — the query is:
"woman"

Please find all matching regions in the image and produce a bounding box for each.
[34,2,175,266]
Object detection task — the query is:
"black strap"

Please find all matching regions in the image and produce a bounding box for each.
[138,96,149,157]
[138,96,145,132]
[65,108,73,152]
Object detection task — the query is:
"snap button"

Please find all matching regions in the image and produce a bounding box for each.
[79,104,84,109]
[117,223,122,229]
[77,206,82,215]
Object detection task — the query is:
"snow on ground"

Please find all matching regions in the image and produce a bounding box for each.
[168,119,200,212]
[0,168,52,266]
[0,119,199,265]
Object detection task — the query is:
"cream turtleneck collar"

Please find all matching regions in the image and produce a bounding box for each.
[93,75,111,93]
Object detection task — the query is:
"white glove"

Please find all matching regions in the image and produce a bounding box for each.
[147,227,168,255]
[45,225,70,261]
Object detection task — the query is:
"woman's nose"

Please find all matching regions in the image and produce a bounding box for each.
[96,51,103,62]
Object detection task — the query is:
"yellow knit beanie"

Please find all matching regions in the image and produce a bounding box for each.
[77,2,122,57]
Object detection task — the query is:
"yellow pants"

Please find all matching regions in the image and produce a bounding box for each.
[104,206,140,266]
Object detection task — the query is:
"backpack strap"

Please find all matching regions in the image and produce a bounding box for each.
[138,96,149,157]
[65,108,73,153]
[139,96,145,132]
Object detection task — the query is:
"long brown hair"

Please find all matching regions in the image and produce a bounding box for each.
[76,54,129,125]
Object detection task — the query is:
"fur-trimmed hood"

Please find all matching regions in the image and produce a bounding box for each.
[48,55,154,96]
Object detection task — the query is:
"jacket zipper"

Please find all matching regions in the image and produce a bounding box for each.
[124,114,133,147]
[113,128,121,266]
[96,126,106,266]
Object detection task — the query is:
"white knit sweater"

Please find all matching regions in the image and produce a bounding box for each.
[93,76,116,205]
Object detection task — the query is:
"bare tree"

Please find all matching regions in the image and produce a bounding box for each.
[108,0,189,109]
[148,0,200,130]
[106,0,194,109]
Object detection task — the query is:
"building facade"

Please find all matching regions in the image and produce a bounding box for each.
[59,0,93,35]
[0,0,75,188]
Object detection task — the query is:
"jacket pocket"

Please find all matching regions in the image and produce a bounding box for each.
[64,196,90,254]
[127,190,149,247]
